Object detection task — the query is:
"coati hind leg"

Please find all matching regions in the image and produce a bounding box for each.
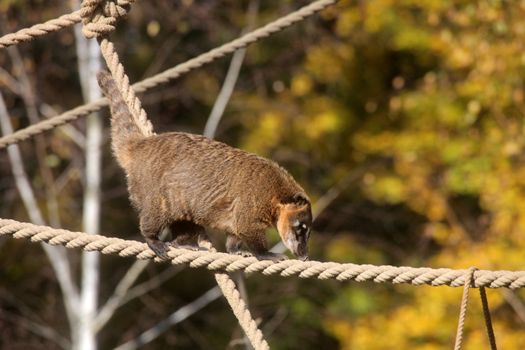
[169,221,211,251]
[140,216,170,259]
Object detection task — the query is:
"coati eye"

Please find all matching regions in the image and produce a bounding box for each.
[292,220,309,236]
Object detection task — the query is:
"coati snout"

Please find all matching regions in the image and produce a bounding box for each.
[276,193,312,261]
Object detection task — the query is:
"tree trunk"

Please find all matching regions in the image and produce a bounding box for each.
[72,0,103,348]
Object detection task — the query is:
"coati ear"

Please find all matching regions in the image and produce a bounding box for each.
[292,193,309,205]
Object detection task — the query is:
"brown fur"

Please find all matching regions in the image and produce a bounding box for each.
[97,71,312,260]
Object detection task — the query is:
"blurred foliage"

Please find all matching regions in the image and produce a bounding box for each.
[1,0,525,349]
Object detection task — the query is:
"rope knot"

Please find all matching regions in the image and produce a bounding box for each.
[80,0,134,39]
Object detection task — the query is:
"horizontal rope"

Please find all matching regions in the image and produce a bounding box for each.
[0,0,337,149]
[0,11,82,49]
[2,218,525,289]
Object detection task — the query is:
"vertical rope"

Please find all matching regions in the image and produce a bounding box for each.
[80,0,155,137]
[97,38,154,136]
[479,287,498,350]
[453,267,477,350]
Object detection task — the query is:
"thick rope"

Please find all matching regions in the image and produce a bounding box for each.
[453,267,476,350]
[97,38,155,136]
[206,241,269,349]
[0,0,338,148]
[2,218,525,289]
[215,273,269,350]
[79,0,155,136]
[0,11,82,49]
[479,287,498,350]
[80,0,132,39]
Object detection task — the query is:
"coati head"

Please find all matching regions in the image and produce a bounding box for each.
[276,193,312,261]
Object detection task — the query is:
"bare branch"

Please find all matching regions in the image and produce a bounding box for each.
[313,165,369,218]
[120,266,182,305]
[95,245,183,331]
[114,287,223,350]
[7,46,62,227]
[203,0,259,139]
[40,103,86,149]
[203,48,247,139]
[502,289,525,324]
[0,66,21,94]
[94,260,150,331]
[0,91,80,322]
[0,310,71,349]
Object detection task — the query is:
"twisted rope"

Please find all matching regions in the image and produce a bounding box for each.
[2,218,525,289]
[79,0,155,137]
[80,0,133,39]
[215,273,269,350]
[0,0,338,148]
[0,11,82,49]
[479,287,498,350]
[96,38,155,136]
[453,267,476,350]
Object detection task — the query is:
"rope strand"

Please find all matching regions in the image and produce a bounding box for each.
[215,273,269,350]
[453,267,477,350]
[479,287,498,350]
[0,11,82,49]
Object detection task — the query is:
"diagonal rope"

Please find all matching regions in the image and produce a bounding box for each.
[2,218,525,289]
[0,0,338,148]
[215,273,269,350]
[0,11,82,49]
[453,267,477,350]
[96,38,154,136]
[479,287,498,350]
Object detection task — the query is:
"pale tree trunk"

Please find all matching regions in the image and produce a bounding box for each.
[72,0,103,348]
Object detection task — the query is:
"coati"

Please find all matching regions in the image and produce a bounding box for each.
[97,71,312,261]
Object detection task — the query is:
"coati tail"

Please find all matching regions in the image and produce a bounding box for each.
[97,71,147,168]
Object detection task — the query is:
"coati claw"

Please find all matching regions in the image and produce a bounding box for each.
[197,234,213,251]
[232,250,255,258]
[147,240,170,260]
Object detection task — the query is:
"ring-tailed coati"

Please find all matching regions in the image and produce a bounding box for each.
[97,71,312,261]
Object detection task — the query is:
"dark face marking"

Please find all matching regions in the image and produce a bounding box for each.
[276,197,312,261]
[292,219,310,239]
[286,208,312,260]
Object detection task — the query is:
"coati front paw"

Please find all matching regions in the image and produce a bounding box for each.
[255,252,288,262]
[147,240,170,259]
[197,234,213,251]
